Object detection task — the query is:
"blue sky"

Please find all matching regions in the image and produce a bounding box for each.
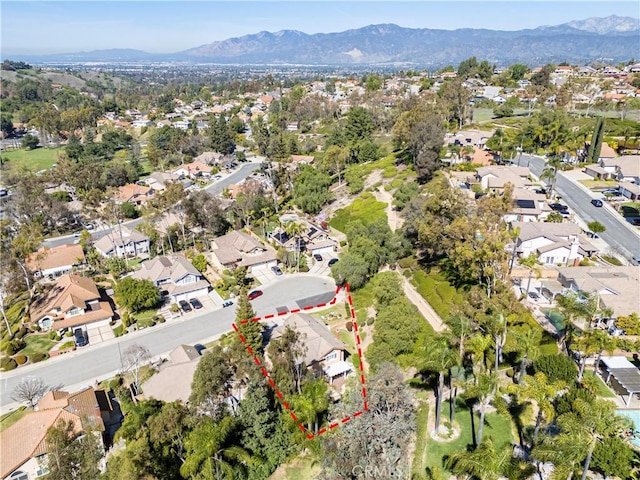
[2,1,639,54]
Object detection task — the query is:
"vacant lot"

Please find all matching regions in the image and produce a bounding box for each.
[1,147,62,172]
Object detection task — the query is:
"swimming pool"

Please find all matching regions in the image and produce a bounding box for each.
[617,410,640,448]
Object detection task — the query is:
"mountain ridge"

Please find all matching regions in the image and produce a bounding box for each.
[7,16,639,66]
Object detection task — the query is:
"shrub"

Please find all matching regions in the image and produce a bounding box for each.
[31,353,47,363]
[64,330,73,337]
[30,324,41,333]
[14,354,27,365]
[154,315,166,324]
[109,376,123,391]
[113,325,124,337]
[367,317,375,326]
[346,321,353,332]
[339,240,347,247]
[4,339,25,355]
[48,331,58,340]
[1,357,17,371]
[533,354,577,384]
[59,341,75,350]
[15,326,27,339]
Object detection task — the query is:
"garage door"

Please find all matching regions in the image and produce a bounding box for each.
[312,246,335,255]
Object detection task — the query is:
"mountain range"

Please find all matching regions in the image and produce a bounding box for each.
[9,15,640,66]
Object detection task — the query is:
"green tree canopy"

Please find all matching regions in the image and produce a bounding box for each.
[114,277,159,313]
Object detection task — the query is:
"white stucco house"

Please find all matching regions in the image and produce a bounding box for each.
[93,225,150,258]
[131,255,210,303]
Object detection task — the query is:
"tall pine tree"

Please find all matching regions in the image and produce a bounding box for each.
[235,290,264,354]
[209,115,235,155]
[586,117,605,163]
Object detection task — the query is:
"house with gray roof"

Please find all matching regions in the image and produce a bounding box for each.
[210,230,277,272]
[270,313,352,385]
[511,222,597,266]
[93,225,150,258]
[131,255,210,303]
[141,344,202,404]
[471,166,532,190]
[556,266,640,319]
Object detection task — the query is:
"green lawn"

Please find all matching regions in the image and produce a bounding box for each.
[329,192,387,233]
[134,307,160,328]
[0,407,27,432]
[22,334,56,358]
[585,369,616,398]
[578,179,619,189]
[337,330,356,353]
[425,399,514,471]
[1,147,62,172]
[412,403,430,480]
[411,270,464,319]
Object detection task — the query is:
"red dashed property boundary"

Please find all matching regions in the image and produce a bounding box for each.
[232,283,368,439]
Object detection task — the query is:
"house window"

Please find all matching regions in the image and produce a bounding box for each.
[40,318,53,330]
[36,454,49,477]
[325,351,337,362]
[10,471,29,480]
[545,256,554,265]
[67,307,83,317]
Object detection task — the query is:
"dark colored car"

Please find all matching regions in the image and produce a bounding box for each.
[590,199,604,207]
[247,290,263,300]
[271,266,283,276]
[549,203,568,211]
[222,299,234,308]
[328,258,339,266]
[313,254,323,262]
[189,298,203,310]
[534,188,547,195]
[179,299,192,312]
[74,328,88,347]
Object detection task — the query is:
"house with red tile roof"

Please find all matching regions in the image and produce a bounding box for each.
[0,387,112,480]
[114,183,154,205]
[26,244,85,279]
[29,274,113,331]
[172,161,213,179]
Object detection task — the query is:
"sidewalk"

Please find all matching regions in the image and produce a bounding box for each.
[400,275,446,332]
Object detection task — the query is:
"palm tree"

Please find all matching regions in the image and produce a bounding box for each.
[419,333,460,433]
[513,326,542,383]
[558,398,633,480]
[180,416,252,480]
[480,314,507,374]
[294,379,329,435]
[575,329,617,381]
[540,155,562,199]
[446,437,511,480]
[466,333,492,377]
[508,372,566,443]
[284,221,305,272]
[465,372,498,446]
[519,253,541,299]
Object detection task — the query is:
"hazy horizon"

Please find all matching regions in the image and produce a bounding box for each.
[2,1,639,56]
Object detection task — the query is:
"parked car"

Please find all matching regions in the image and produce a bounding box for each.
[271,266,283,276]
[527,291,540,301]
[74,328,88,347]
[222,299,234,308]
[328,258,339,266]
[179,300,192,312]
[601,188,620,196]
[631,219,640,226]
[549,203,568,211]
[590,198,604,207]
[189,298,203,310]
[247,290,263,300]
[560,210,571,218]
[313,254,323,262]
[534,188,547,195]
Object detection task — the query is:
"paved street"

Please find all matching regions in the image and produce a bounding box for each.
[0,275,335,410]
[523,155,640,262]
[43,161,262,248]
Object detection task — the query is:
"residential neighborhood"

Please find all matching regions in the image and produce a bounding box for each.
[1,23,640,480]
